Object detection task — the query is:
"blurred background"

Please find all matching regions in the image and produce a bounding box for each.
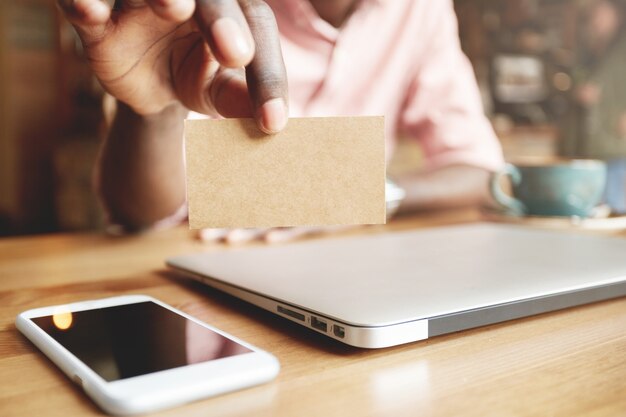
[1,0,625,236]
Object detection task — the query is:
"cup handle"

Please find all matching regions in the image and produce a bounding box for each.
[490,164,527,216]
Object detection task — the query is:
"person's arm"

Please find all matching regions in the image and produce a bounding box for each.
[57,0,289,231]
[96,102,187,230]
[396,0,504,212]
[395,165,493,214]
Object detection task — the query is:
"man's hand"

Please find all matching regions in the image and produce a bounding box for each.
[198,226,358,244]
[58,0,288,133]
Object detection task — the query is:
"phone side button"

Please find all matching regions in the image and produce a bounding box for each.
[72,374,84,388]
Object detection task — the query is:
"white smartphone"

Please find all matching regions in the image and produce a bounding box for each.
[16,295,280,415]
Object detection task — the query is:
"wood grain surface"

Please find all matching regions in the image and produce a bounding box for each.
[1,210,625,417]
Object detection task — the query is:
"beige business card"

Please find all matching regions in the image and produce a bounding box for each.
[184,116,386,229]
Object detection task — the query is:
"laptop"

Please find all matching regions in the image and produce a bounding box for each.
[166,223,626,348]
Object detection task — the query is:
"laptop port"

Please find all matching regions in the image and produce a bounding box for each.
[310,316,328,332]
[333,325,345,338]
[277,305,305,322]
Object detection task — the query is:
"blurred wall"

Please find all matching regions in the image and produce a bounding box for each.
[0,0,104,236]
[0,1,60,235]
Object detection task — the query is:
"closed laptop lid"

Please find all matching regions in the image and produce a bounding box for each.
[167,224,626,327]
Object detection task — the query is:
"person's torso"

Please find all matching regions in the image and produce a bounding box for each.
[266,0,434,153]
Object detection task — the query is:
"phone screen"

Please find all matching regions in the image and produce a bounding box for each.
[31,301,252,381]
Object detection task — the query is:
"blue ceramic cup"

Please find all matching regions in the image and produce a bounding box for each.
[604,159,626,215]
[490,160,607,218]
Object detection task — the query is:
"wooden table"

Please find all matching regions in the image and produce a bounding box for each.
[1,210,625,417]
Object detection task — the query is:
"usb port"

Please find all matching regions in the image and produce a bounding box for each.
[333,325,345,338]
[310,316,328,332]
[277,305,305,322]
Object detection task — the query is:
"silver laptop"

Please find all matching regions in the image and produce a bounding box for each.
[166,223,626,348]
